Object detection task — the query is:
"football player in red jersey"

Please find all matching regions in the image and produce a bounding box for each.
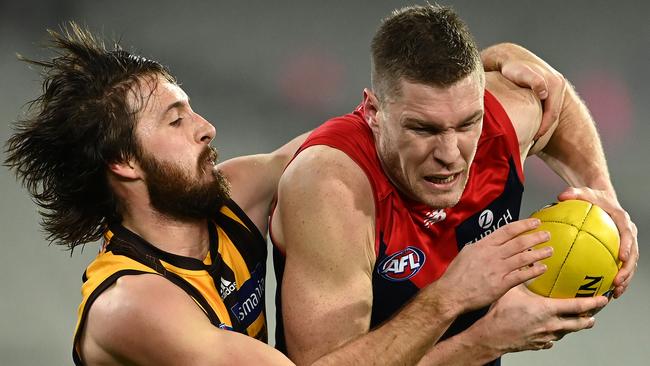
[271,4,637,366]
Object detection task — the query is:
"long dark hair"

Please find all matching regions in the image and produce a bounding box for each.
[5,22,175,251]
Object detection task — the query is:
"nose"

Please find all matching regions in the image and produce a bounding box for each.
[432,131,461,167]
[194,112,216,144]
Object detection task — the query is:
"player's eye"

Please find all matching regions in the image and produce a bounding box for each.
[170,118,182,127]
[459,119,479,131]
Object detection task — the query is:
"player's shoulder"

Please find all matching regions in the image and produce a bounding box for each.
[80,273,194,362]
[283,145,370,193]
[93,272,180,312]
[485,71,542,152]
[485,71,540,111]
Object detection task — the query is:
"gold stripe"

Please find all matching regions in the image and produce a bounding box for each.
[220,205,250,231]
[217,226,252,288]
[160,260,232,325]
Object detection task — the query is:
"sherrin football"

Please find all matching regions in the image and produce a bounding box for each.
[525,199,621,298]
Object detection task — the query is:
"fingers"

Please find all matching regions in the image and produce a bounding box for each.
[503,262,547,288]
[502,63,548,99]
[500,238,552,287]
[495,52,565,139]
[614,212,636,262]
[615,251,637,285]
[500,230,551,259]
[542,341,554,350]
[551,296,609,316]
[613,252,637,298]
[536,72,566,139]
[551,315,596,335]
[557,187,593,201]
[483,218,542,246]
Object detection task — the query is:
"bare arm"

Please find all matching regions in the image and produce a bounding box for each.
[217,131,309,234]
[273,145,553,366]
[79,274,292,366]
[536,77,638,298]
[484,71,545,164]
[481,42,566,139]
[485,46,637,297]
[417,286,608,366]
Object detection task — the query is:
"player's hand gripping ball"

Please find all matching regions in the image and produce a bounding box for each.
[526,199,621,298]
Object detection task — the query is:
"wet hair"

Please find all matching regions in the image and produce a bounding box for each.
[371,4,481,102]
[5,22,175,251]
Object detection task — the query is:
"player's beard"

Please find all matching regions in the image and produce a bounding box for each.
[138,146,231,221]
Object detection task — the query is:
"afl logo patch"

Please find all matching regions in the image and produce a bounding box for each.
[377,246,426,282]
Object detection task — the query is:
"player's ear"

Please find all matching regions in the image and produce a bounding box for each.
[108,158,140,180]
[363,88,381,130]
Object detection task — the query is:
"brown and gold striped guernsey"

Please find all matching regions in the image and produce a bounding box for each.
[72,199,268,365]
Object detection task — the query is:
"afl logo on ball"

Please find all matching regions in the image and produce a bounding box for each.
[377,246,426,282]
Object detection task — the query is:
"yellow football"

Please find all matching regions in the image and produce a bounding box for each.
[525,199,621,298]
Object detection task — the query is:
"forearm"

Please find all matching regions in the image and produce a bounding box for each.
[311,281,462,366]
[416,329,501,366]
[537,84,614,194]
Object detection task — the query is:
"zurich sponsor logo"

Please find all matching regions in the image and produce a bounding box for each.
[478,209,494,229]
[377,246,426,282]
[464,208,514,246]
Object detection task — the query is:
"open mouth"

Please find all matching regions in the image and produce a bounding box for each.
[200,147,218,165]
[424,173,460,185]
[198,147,219,175]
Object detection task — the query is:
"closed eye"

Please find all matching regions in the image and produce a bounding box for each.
[170,118,182,127]
[458,119,481,131]
[410,126,443,135]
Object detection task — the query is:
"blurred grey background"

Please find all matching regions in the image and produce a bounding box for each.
[1,0,648,365]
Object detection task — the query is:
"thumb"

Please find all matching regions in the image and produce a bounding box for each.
[557,187,578,201]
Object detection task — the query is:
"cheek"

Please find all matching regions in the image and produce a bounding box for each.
[458,131,480,162]
[396,136,432,173]
[147,137,192,167]
[400,131,433,154]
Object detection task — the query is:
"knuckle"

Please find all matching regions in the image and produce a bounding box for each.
[501,223,518,236]
[619,208,632,223]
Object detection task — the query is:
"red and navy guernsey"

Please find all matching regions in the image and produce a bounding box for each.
[273,90,524,366]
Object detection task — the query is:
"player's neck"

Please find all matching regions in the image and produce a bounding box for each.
[121,206,210,261]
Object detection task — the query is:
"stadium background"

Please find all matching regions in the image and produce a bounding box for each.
[1,1,647,364]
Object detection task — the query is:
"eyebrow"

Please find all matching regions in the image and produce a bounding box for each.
[460,110,484,124]
[405,110,483,127]
[162,100,186,116]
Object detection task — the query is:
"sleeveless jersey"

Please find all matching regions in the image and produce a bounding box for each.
[73,200,268,365]
[273,90,524,366]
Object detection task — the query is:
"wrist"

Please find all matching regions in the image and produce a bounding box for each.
[459,322,505,363]
[589,180,616,197]
[423,278,465,321]
[421,326,503,366]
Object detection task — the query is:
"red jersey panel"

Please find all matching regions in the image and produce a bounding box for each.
[273,91,523,365]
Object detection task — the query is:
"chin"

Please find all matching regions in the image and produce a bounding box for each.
[422,191,463,209]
